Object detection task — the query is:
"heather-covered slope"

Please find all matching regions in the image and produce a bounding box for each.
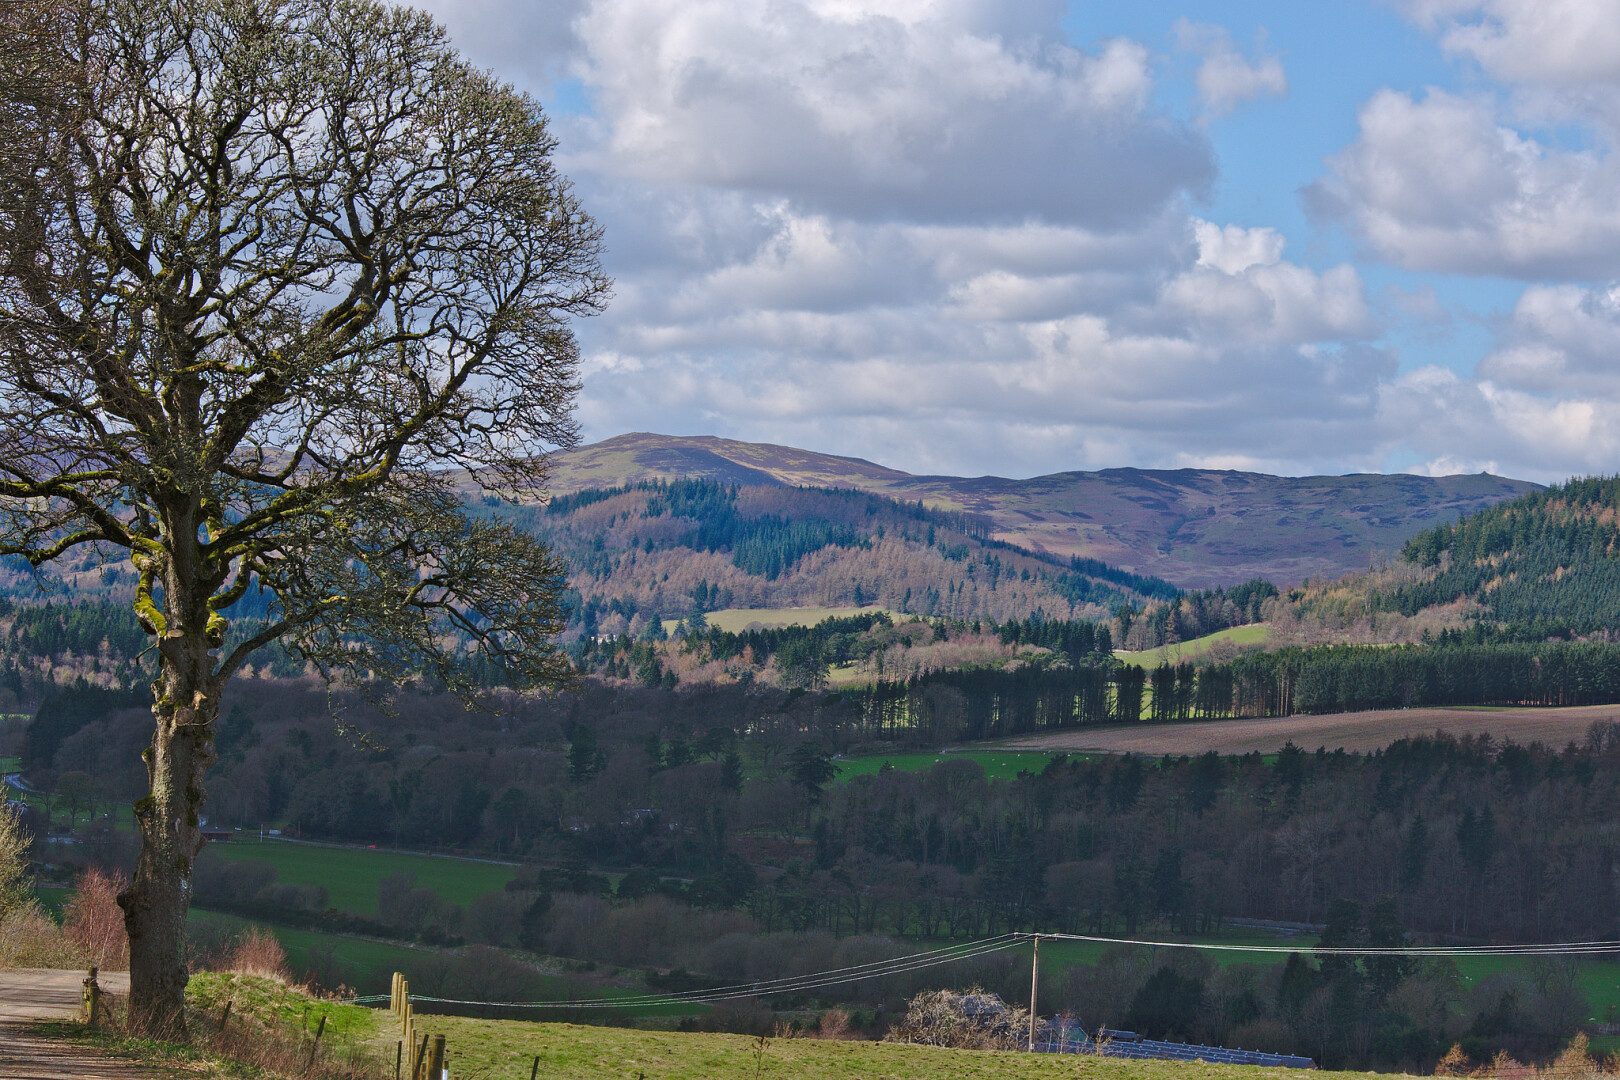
[541,434,1538,587]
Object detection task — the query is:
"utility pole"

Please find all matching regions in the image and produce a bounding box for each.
[1028,934,1040,1051]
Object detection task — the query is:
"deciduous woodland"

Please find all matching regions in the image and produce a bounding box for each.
[14,469,1620,1066]
[19,672,1620,1070]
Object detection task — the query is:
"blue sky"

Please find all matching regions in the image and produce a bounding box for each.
[419,0,1620,482]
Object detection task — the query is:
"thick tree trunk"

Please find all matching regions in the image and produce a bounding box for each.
[118,635,219,1036]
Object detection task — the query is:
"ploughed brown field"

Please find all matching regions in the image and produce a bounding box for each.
[992,703,1620,756]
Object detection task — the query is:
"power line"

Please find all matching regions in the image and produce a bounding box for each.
[354,930,1620,1014]
[1022,931,1620,957]
[354,935,1027,1011]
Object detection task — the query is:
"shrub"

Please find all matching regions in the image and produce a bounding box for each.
[885,986,1043,1050]
[226,927,292,983]
[63,866,130,970]
[0,902,80,968]
[0,804,31,917]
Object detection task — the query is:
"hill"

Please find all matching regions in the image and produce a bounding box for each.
[1389,475,1620,637]
[540,434,1539,588]
[484,479,1179,637]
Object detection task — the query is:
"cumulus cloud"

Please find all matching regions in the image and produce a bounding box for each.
[567,0,1212,225]
[1476,282,1620,394]
[400,0,1620,481]
[1399,0,1620,87]
[570,191,1397,476]
[1308,88,1620,278]
[1380,362,1620,478]
[1174,20,1288,116]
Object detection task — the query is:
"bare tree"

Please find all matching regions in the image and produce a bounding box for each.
[0,0,607,1032]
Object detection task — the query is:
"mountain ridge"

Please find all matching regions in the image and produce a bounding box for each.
[540,433,1541,588]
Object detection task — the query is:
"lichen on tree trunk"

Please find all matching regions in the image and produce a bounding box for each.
[118,631,219,1036]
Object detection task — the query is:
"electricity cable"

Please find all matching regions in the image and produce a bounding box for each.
[1020,931,1620,957]
[354,934,1026,1010]
[355,930,1620,1012]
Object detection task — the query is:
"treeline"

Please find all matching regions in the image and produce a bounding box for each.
[1196,641,1620,717]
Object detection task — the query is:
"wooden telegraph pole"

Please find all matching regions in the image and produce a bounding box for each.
[1028,935,1040,1051]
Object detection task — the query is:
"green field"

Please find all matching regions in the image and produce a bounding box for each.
[1117,624,1272,668]
[836,750,1069,782]
[1032,934,1620,1024]
[189,908,434,989]
[663,606,889,635]
[188,910,703,1015]
[202,839,518,915]
[416,1014,1385,1080]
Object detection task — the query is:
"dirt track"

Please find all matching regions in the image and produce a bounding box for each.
[0,968,177,1080]
[992,703,1620,756]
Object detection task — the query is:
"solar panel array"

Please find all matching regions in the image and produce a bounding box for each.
[1034,1029,1315,1070]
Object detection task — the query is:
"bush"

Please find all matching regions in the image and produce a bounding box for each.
[63,867,129,970]
[226,927,292,983]
[885,986,1043,1050]
[0,902,80,968]
[0,803,31,917]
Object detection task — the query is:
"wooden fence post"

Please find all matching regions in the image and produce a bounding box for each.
[307,1014,327,1070]
[412,1031,429,1080]
[81,966,103,1027]
[427,1034,445,1080]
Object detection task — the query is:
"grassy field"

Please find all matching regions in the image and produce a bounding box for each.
[996,702,1620,757]
[663,606,890,634]
[203,839,518,915]
[1116,625,1272,668]
[188,909,703,1015]
[413,1015,1385,1080]
[189,908,434,989]
[835,750,1072,782]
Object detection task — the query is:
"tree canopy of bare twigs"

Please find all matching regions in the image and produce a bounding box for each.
[0,0,607,1033]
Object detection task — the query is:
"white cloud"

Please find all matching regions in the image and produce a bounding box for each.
[1477,282,1620,394]
[1193,220,1285,274]
[566,0,1212,225]
[405,0,1620,482]
[1309,88,1620,278]
[572,195,1395,476]
[1174,20,1288,117]
[1398,0,1620,87]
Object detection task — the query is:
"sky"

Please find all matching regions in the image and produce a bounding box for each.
[413,0,1620,483]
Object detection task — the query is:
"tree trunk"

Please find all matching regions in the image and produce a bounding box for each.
[118,636,219,1037]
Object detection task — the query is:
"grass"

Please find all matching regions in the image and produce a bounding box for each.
[1032,933,1620,1025]
[836,750,1071,782]
[189,908,435,990]
[663,606,890,635]
[414,1015,1388,1080]
[188,910,704,1015]
[187,970,380,1038]
[202,838,518,915]
[1117,625,1272,668]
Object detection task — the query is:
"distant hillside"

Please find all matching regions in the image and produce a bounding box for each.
[483,479,1177,638]
[541,434,1539,588]
[1386,476,1620,637]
